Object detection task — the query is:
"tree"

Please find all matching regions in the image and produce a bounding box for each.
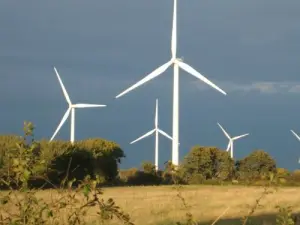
[75,138,125,181]
[181,146,234,183]
[236,150,276,181]
[47,138,126,185]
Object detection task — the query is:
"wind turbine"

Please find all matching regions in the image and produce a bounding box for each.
[290,130,300,164]
[115,0,227,166]
[217,123,249,158]
[50,67,106,143]
[291,130,300,141]
[130,99,175,171]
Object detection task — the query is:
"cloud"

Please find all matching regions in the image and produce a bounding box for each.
[192,80,300,94]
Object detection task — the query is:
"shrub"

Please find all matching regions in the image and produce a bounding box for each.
[181,146,234,183]
[0,122,134,225]
[141,161,156,174]
[0,131,126,188]
[118,168,139,184]
[188,173,205,184]
[47,148,95,186]
[236,150,276,182]
[289,169,300,183]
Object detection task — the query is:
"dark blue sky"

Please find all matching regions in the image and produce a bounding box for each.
[1,0,300,170]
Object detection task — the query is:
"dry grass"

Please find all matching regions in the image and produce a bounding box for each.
[99,185,300,224]
[2,185,300,225]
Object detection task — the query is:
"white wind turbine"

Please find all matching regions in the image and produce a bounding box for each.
[217,123,249,158]
[50,67,106,143]
[291,130,300,142]
[290,130,300,164]
[130,99,175,171]
[115,0,227,166]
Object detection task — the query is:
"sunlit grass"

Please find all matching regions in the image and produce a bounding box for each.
[2,185,299,224]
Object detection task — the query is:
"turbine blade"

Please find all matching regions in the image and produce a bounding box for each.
[291,130,300,141]
[217,123,231,139]
[171,0,177,58]
[115,60,173,99]
[155,99,158,128]
[50,108,71,141]
[232,133,249,140]
[226,141,231,151]
[130,129,156,144]
[54,67,72,104]
[177,61,227,95]
[158,128,173,141]
[74,103,107,108]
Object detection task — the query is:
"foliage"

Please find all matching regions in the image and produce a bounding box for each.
[276,205,295,225]
[236,150,277,182]
[0,132,125,187]
[289,170,300,183]
[1,121,45,189]
[0,121,133,225]
[141,161,156,174]
[180,146,234,184]
[118,168,139,184]
[118,162,162,185]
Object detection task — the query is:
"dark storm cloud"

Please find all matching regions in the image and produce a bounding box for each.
[1,0,300,170]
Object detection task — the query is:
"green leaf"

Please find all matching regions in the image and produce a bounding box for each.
[47,210,53,218]
[83,184,91,197]
[23,169,31,181]
[12,158,19,166]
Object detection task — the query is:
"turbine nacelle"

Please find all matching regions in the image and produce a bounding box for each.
[175,58,183,62]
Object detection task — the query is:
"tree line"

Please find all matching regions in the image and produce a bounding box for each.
[0,121,300,189]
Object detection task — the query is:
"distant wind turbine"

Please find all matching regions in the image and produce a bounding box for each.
[290,130,300,164]
[50,67,106,143]
[130,99,176,171]
[115,0,226,166]
[291,130,300,141]
[217,123,249,158]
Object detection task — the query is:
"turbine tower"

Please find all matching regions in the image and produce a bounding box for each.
[50,67,106,143]
[115,0,226,166]
[290,130,300,164]
[217,123,249,158]
[130,99,175,170]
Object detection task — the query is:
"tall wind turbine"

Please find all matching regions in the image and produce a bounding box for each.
[115,0,227,166]
[290,130,300,164]
[217,123,249,158]
[130,99,174,170]
[50,67,106,143]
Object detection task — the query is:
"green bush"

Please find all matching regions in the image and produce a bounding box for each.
[47,148,94,186]
[141,161,156,174]
[0,133,126,188]
[118,165,162,186]
[188,173,205,184]
[236,150,276,182]
[118,168,139,184]
[181,146,234,182]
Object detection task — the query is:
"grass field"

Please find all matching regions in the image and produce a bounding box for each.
[2,185,300,224]
[99,185,300,225]
[39,185,300,224]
